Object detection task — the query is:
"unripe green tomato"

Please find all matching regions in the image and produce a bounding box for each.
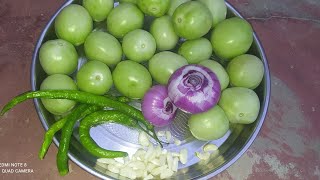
[55,4,93,46]
[167,0,190,16]
[122,29,156,62]
[172,1,212,40]
[150,16,179,51]
[137,0,170,17]
[219,87,260,124]
[107,3,144,38]
[83,0,114,22]
[84,31,122,67]
[211,17,253,60]
[227,54,264,89]
[39,39,78,75]
[76,61,113,95]
[149,51,188,84]
[119,0,137,4]
[188,105,229,141]
[197,0,227,27]
[199,60,229,90]
[112,60,152,99]
[40,74,77,115]
[178,38,212,64]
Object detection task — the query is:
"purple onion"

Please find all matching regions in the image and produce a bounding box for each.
[167,65,221,114]
[142,85,177,127]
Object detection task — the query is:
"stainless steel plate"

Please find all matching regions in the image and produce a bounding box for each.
[31,1,271,179]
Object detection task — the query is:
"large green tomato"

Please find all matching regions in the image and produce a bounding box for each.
[227,54,264,89]
[178,38,212,64]
[122,29,156,62]
[137,0,170,17]
[119,0,137,4]
[219,87,260,124]
[40,74,77,115]
[149,51,188,84]
[198,0,227,27]
[211,17,253,60]
[76,61,113,95]
[167,0,190,16]
[39,39,78,75]
[107,3,144,38]
[172,1,212,40]
[199,60,229,90]
[83,0,114,22]
[112,60,152,99]
[188,105,229,141]
[84,31,122,66]
[55,4,93,46]
[150,15,179,51]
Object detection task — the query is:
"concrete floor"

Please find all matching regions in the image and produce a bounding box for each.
[0,0,319,179]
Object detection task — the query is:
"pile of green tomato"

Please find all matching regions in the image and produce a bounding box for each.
[38,0,264,141]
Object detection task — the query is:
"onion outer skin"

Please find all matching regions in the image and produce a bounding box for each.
[167,65,221,114]
[142,85,177,127]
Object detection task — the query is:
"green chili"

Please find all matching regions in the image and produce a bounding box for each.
[0,90,152,129]
[38,104,101,160]
[79,110,137,158]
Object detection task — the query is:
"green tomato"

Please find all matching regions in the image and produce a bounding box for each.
[167,0,190,16]
[137,0,170,17]
[40,74,77,115]
[188,105,229,141]
[112,60,152,98]
[172,1,212,40]
[178,38,212,64]
[122,29,156,62]
[84,31,122,66]
[227,54,264,89]
[107,3,144,38]
[83,0,114,22]
[55,4,93,46]
[211,17,253,60]
[198,0,227,27]
[150,15,179,51]
[39,39,78,75]
[118,0,137,4]
[76,61,113,95]
[199,60,229,90]
[219,87,260,124]
[149,51,188,84]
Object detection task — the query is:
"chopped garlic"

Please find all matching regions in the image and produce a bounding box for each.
[160,168,174,179]
[174,138,182,146]
[107,164,120,174]
[97,158,116,164]
[203,144,218,152]
[195,152,210,160]
[139,131,150,147]
[179,149,188,164]
[150,165,167,176]
[157,131,165,136]
[172,157,179,172]
[166,152,173,170]
[165,131,172,142]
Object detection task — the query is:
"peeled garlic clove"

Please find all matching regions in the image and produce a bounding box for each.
[172,157,179,172]
[203,144,218,152]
